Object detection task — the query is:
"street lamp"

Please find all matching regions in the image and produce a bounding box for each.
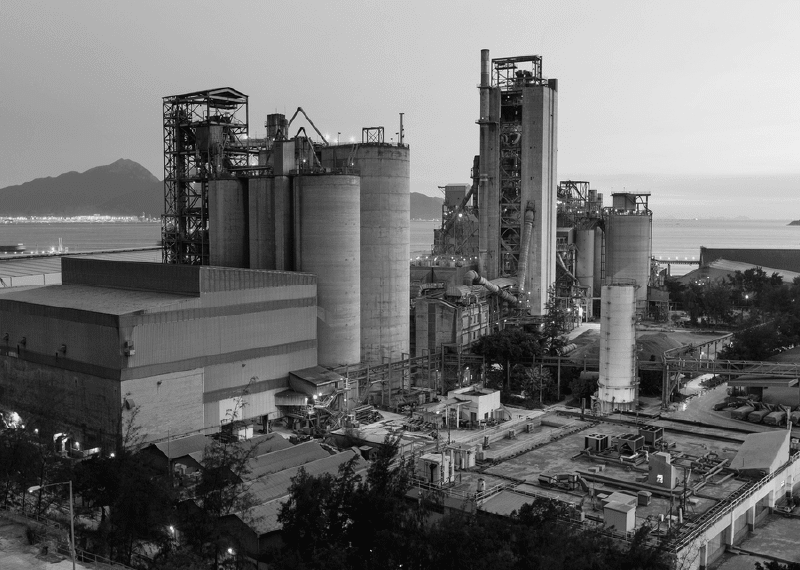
[27,481,75,570]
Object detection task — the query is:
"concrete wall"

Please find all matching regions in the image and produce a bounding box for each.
[0,355,121,447]
[120,369,204,442]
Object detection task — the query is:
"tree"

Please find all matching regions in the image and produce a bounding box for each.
[178,392,261,567]
[72,405,175,565]
[569,372,598,404]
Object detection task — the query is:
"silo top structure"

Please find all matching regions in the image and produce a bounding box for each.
[604,192,652,313]
[477,50,558,316]
[319,131,411,365]
[162,88,251,265]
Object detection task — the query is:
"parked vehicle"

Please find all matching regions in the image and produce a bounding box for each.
[731,406,755,420]
[747,409,769,423]
[764,410,786,426]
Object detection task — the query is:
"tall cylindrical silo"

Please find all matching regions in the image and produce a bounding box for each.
[597,283,637,413]
[593,227,604,312]
[249,176,292,270]
[296,174,361,367]
[209,178,248,268]
[575,228,595,319]
[320,144,410,364]
[604,213,651,313]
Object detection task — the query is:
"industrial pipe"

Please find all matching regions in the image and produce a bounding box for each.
[516,202,535,300]
[464,270,517,305]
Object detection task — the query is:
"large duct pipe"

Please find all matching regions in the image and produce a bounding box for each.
[516,203,535,301]
[464,270,517,305]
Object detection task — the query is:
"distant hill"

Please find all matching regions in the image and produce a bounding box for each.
[1,162,445,220]
[0,159,163,217]
[410,192,443,220]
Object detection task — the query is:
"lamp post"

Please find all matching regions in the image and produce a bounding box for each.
[28,481,75,570]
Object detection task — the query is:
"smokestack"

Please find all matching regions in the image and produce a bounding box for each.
[480,49,490,121]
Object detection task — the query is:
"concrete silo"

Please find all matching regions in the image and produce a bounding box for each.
[295,174,361,367]
[248,176,293,271]
[604,193,652,314]
[597,283,637,413]
[575,228,595,319]
[320,142,410,365]
[209,178,249,268]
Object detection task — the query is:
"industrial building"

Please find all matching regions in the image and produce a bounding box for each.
[0,258,319,450]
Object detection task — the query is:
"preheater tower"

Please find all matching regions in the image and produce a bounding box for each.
[320,136,410,365]
[477,50,558,316]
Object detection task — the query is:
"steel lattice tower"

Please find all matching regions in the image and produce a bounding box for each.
[162,88,250,265]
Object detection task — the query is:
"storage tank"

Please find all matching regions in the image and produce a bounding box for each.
[249,176,293,270]
[575,228,595,319]
[209,178,248,268]
[296,174,361,366]
[597,283,637,413]
[320,144,410,364]
[593,227,604,311]
[604,212,651,313]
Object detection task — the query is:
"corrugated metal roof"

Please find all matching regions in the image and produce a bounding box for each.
[242,433,293,457]
[289,366,343,387]
[152,433,208,459]
[0,284,193,315]
[246,449,365,504]
[248,441,331,479]
[678,259,800,286]
[243,498,285,535]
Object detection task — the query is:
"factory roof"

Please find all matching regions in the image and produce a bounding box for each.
[730,430,791,475]
[0,283,193,315]
[479,489,536,517]
[290,366,344,387]
[679,258,800,286]
[151,433,208,460]
[699,247,800,273]
[0,248,161,285]
[242,498,285,535]
[248,441,331,479]
[246,449,366,504]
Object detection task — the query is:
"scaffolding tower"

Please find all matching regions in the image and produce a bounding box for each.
[162,88,250,264]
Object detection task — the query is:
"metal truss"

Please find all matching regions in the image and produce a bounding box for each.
[162,88,250,265]
[362,127,384,144]
[491,55,544,91]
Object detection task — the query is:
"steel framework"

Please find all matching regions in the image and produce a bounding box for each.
[493,56,544,277]
[162,88,250,265]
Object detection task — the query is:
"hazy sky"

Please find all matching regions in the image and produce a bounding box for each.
[1,1,798,216]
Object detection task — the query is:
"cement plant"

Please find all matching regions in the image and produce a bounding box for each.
[1,49,800,570]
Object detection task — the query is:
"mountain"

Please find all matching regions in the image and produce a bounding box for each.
[410,192,443,220]
[0,159,163,217]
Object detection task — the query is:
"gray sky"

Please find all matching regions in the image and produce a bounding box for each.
[1,0,798,217]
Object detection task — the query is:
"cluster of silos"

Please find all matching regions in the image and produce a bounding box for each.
[604,193,652,314]
[320,144,411,365]
[208,135,410,369]
[596,283,637,413]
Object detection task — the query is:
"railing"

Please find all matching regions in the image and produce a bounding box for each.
[665,451,800,553]
[0,506,137,570]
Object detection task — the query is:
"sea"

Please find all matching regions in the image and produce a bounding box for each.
[2,219,799,276]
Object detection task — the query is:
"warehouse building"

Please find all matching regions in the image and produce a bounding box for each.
[0,257,317,452]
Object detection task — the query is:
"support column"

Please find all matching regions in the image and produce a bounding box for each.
[698,542,708,570]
